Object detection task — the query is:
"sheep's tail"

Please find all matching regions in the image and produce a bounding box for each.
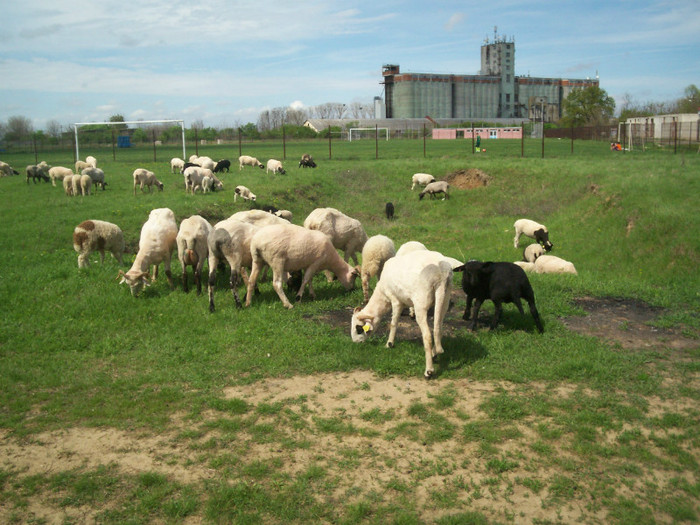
[184,238,198,266]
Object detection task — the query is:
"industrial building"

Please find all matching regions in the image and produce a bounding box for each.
[380,33,599,122]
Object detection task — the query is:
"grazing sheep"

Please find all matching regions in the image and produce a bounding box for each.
[81,167,107,190]
[533,255,577,275]
[385,202,395,220]
[360,234,396,302]
[350,250,453,379]
[513,261,536,272]
[454,260,544,333]
[71,174,83,196]
[184,167,222,193]
[245,223,359,309]
[419,180,449,200]
[266,159,286,174]
[197,157,216,171]
[170,157,185,174]
[513,219,553,251]
[239,155,264,170]
[75,160,91,173]
[523,243,545,263]
[133,169,164,195]
[299,154,317,168]
[395,241,427,257]
[411,173,436,190]
[26,162,51,184]
[177,215,213,294]
[48,166,74,186]
[85,156,97,168]
[201,175,213,193]
[229,209,290,227]
[182,162,201,176]
[274,209,293,221]
[73,220,124,268]
[188,154,199,163]
[63,176,75,196]
[234,185,256,202]
[118,208,178,296]
[213,159,231,173]
[303,207,368,265]
[0,161,19,176]
[79,174,93,196]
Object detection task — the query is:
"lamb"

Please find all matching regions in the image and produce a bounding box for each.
[63,175,75,196]
[201,175,213,193]
[73,220,124,268]
[274,209,293,221]
[419,180,449,200]
[454,260,544,333]
[385,202,394,220]
[118,208,178,296]
[133,168,164,195]
[411,173,436,190]
[85,156,97,168]
[239,155,264,170]
[71,174,83,196]
[48,166,74,186]
[79,174,93,196]
[213,159,231,173]
[532,254,577,275]
[170,157,185,174]
[75,160,91,173]
[0,161,19,176]
[81,167,107,190]
[26,162,51,183]
[245,223,359,309]
[303,207,368,265]
[360,234,396,302]
[234,185,256,202]
[184,167,222,193]
[523,243,545,263]
[350,250,453,379]
[299,154,316,168]
[176,215,213,294]
[513,219,553,251]
[266,159,286,174]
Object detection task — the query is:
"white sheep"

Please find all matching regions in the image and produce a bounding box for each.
[0,161,19,176]
[71,174,83,196]
[239,155,264,170]
[229,209,290,227]
[303,207,368,265]
[266,159,286,174]
[81,167,106,190]
[184,166,222,193]
[395,241,427,257]
[79,174,93,196]
[177,215,213,294]
[350,250,453,379]
[75,160,91,173]
[133,169,164,195]
[523,243,545,263]
[419,180,450,200]
[513,219,553,250]
[197,157,216,171]
[188,154,199,163]
[513,261,536,272]
[274,209,293,221]
[85,156,97,168]
[361,234,396,302]
[73,220,125,268]
[26,162,51,183]
[411,173,436,190]
[234,185,256,202]
[63,176,74,196]
[201,175,213,193]
[245,223,359,309]
[170,157,185,174]
[48,166,73,186]
[118,208,178,296]
[533,255,577,275]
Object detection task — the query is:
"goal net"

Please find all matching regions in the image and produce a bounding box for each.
[73,119,186,162]
[348,127,389,142]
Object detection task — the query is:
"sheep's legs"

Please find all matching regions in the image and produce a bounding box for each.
[469,299,483,331]
[386,300,403,348]
[527,300,544,333]
[490,302,503,330]
[414,308,436,378]
[182,263,189,293]
[272,271,294,309]
[432,284,450,356]
[462,296,474,321]
[244,260,263,307]
[513,230,521,248]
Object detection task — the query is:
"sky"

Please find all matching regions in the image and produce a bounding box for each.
[1,0,698,131]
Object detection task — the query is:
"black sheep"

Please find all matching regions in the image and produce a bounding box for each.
[214,159,230,173]
[385,202,395,220]
[182,162,201,172]
[299,154,317,168]
[454,260,544,333]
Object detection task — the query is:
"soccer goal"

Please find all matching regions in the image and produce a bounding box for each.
[73,119,186,161]
[348,127,389,142]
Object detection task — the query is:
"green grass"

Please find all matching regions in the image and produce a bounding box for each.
[0,139,698,523]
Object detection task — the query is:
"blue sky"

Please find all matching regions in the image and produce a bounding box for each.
[1,0,698,131]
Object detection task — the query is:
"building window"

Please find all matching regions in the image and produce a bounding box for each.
[506,94,511,102]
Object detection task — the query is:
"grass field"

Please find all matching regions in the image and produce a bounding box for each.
[0,139,698,524]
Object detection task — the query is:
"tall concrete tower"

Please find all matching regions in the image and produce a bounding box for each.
[480,28,515,118]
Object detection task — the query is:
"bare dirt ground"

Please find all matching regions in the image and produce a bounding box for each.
[1,296,697,524]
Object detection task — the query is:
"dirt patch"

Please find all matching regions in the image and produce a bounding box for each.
[445,168,491,190]
[560,296,697,352]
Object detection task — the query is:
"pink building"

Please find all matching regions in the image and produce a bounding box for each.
[432,127,522,140]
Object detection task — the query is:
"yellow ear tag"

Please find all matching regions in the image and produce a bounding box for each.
[363,324,371,333]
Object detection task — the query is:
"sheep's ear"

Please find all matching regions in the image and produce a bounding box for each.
[481,262,495,273]
[453,264,466,272]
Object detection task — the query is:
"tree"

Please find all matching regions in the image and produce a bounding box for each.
[675,84,700,114]
[45,120,62,139]
[561,86,615,127]
[5,115,34,141]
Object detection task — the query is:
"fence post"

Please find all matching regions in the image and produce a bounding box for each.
[282,125,286,160]
[33,136,38,164]
[152,130,157,162]
[541,125,545,159]
[674,120,678,154]
[328,125,332,160]
[571,125,574,154]
[471,122,475,154]
[375,124,378,159]
[194,128,199,157]
[112,128,116,160]
[423,123,426,158]
[521,122,525,157]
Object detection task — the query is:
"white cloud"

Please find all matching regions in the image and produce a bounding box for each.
[445,13,465,32]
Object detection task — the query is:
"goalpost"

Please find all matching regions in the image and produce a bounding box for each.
[73,119,186,160]
[348,127,389,142]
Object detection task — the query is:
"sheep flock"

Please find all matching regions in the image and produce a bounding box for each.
[5,152,581,379]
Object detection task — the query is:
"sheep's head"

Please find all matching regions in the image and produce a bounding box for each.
[534,229,553,251]
[351,308,374,343]
[156,181,164,191]
[118,270,151,296]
